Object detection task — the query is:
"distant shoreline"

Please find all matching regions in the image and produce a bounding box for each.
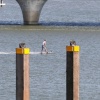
[0,25,100,31]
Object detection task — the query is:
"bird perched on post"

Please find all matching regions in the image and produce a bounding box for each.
[70,40,76,46]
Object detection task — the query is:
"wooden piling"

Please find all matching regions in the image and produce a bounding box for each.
[16,46,30,100]
[66,45,80,100]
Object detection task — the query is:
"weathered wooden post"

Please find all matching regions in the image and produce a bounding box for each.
[66,41,80,100]
[16,43,30,100]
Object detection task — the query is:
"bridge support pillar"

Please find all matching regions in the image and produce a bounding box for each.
[16,0,47,25]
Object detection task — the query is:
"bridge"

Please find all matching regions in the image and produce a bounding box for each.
[16,0,47,25]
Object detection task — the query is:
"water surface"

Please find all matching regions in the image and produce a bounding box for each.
[0,26,100,100]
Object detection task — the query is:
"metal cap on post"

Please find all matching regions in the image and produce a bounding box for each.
[66,41,80,100]
[16,43,30,100]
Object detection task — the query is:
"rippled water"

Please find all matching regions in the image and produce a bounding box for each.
[1,0,100,25]
[0,27,100,100]
[0,0,100,100]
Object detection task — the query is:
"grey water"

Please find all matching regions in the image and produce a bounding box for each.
[0,0,100,100]
[1,0,100,25]
[0,28,100,100]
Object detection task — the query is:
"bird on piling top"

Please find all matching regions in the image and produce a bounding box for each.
[70,40,76,46]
